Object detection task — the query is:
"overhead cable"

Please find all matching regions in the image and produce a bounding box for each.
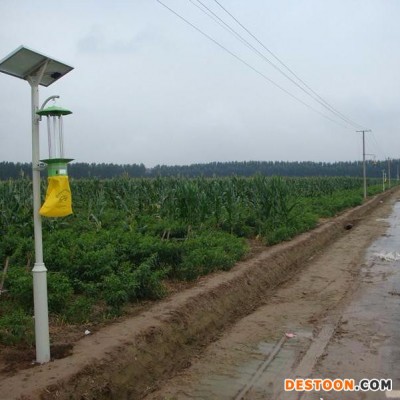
[211,0,366,130]
[156,0,348,128]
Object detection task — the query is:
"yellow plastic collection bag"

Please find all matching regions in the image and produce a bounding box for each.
[40,176,73,217]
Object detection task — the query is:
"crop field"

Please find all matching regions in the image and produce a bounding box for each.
[0,176,385,345]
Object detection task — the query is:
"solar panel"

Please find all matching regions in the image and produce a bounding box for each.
[0,46,73,87]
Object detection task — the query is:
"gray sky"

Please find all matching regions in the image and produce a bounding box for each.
[0,0,399,167]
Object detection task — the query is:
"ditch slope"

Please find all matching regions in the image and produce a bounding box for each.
[0,188,397,400]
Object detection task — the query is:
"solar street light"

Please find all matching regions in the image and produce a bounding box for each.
[0,46,73,363]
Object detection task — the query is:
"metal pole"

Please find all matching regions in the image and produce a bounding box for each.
[387,158,391,188]
[382,170,386,192]
[363,131,366,199]
[28,67,51,364]
[357,129,371,199]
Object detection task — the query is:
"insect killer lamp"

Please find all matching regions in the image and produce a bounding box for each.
[36,105,73,217]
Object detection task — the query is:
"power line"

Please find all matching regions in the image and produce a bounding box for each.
[192,0,330,104]
[211,0,366,130]
[191,0,360,128]
[156,0,348,128]
[188,0,253,51]
[370,131,388,160]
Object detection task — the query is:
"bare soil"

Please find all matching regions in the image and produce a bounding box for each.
[0,188,397,400]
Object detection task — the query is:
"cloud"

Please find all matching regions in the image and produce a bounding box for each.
[77,25,153,55]
[1,0,400,166]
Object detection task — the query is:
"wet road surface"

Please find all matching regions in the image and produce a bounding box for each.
[147,197,400,400]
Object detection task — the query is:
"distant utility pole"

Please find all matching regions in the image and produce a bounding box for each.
[387,158,391,188]
[357,129,372,199]
[382,170,386,192]
[397,164,399,182]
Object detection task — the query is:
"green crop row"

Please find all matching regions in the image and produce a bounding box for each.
[0,175,388,345]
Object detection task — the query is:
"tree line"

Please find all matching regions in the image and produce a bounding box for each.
[0,160,398,180]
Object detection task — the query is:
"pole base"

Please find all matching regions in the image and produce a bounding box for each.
[32,263,50,363]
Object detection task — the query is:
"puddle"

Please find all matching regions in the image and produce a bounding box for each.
[308,200,400,398]
[183,330,313,400]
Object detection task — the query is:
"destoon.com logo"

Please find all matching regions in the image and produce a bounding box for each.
[284,378,393,392]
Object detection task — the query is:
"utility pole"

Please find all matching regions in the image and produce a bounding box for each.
[382,170,386,192]
[357,129,371,199]
[387,158,391,188]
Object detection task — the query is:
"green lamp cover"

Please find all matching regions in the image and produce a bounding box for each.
[37,105,72,117]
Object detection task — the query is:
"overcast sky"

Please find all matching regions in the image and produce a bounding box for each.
[0,0,399,167]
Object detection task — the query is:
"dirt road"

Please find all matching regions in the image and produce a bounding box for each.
[147,194,400,400]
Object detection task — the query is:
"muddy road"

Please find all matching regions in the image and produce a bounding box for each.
[147,194,400,400]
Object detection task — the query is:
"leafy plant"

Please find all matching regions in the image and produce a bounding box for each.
[64,296,94,324]
[0,308,34,346]
[0,175,389,343]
